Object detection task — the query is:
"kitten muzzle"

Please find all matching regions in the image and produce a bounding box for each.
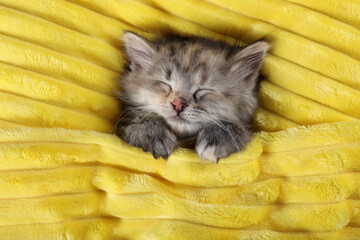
[171,97,188,115]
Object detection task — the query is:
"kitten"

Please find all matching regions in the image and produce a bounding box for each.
[115,32,269,163]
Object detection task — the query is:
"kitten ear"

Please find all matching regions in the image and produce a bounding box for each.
[228,41,270,88]
[122,32,156,70]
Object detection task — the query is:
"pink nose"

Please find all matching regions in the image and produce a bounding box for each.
[171,97,187,114]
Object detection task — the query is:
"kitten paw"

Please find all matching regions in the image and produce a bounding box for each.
[123,122,178,159]
[148,128,178,159]
[195,125,243,163]
[196,143,218,163]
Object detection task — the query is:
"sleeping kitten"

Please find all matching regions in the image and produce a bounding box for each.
[115,32,269,163]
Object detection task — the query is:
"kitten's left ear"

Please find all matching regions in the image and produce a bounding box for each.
[122,32,156,70]
[228,41,270,88]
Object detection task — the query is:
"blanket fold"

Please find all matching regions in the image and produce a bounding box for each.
[0,121,359,238]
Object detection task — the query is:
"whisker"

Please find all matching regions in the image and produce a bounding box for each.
[191,109,240,151]
[112,103,171,133]
[111,106,141,133]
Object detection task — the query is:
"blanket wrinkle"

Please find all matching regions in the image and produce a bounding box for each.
[284,0,360,30]
[0,0,359,239]
[208,0,360,61]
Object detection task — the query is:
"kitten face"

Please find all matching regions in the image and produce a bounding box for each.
[119,32,269,136]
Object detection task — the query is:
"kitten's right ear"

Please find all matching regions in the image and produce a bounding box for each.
[228,41,270,89]
[122,32,155,70]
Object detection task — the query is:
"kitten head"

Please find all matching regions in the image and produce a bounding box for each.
[119,32,269,136]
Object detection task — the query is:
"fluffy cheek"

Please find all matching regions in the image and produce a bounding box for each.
[132,88,173,115]
[198,97,238,123]
[131,88,151,106]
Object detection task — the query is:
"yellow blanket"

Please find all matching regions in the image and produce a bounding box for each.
[0,0,359,239]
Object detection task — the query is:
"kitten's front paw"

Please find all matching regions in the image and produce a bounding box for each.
[196,143,219,163]
[148,128,178,159]
[195,125,240,163]
[124,123,178,159]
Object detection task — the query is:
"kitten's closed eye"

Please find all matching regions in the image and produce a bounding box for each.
[155,81,172,94]
[193,89,214,101]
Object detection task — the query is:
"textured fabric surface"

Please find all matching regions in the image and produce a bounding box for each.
[0,0,359,239]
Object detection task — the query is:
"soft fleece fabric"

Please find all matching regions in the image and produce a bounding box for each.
[0,0,359,239]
